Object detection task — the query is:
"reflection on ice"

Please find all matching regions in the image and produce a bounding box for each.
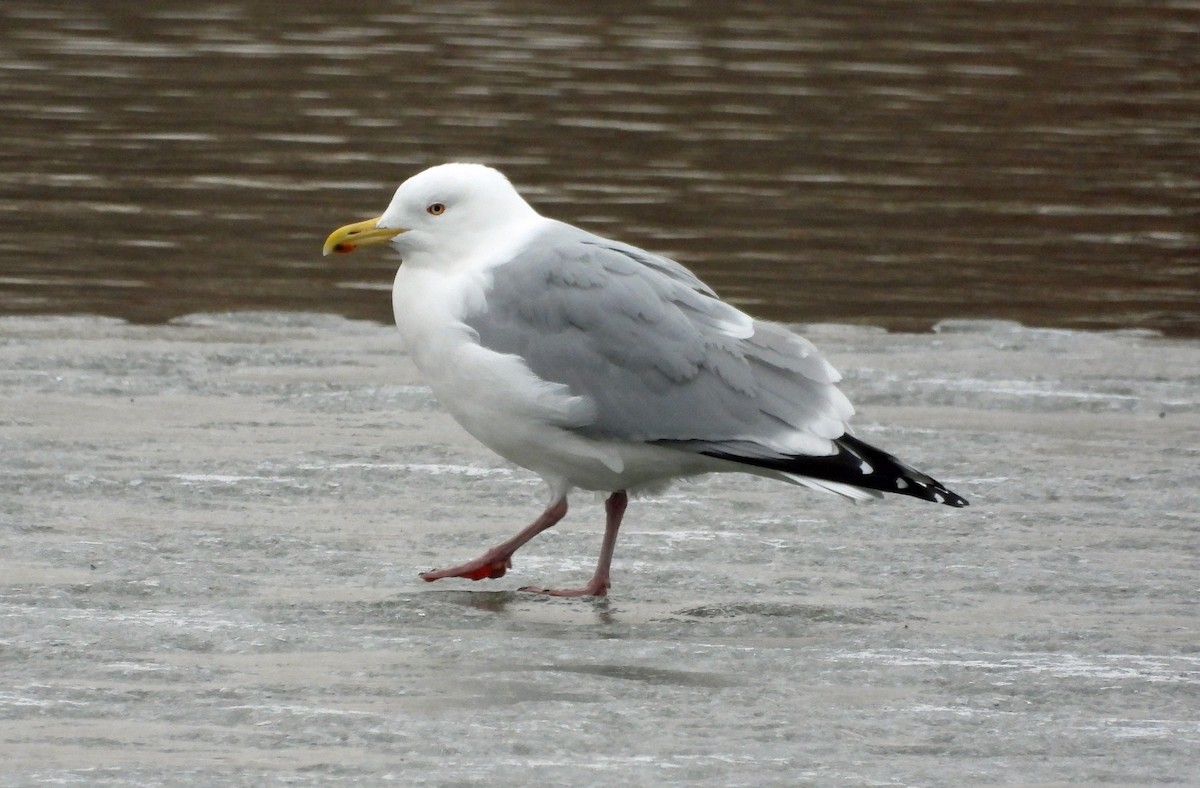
[0,312,1197,785]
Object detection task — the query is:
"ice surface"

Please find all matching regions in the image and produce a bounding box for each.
[1,313,1197,785]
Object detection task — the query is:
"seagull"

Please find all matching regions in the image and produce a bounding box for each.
[324,163,967,596]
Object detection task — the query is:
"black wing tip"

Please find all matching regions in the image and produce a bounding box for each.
[837,434,968,508]
[945,492,970,507]
[697,434,969,508]
[898,477,969,508]
[945,488,969,507]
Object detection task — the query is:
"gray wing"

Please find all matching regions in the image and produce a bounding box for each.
[462,222,853,459]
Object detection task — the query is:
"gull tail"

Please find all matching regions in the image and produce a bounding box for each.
[700,434,969,507]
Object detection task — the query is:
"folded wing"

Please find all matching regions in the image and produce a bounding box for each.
[462,222,967,507]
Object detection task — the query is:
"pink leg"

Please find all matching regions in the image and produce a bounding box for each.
[420,498,568,583]
[521,490,628,597]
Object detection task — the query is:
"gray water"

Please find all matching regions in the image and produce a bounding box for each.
[1,313,1198,784]
[1,0,1197,334]
[3,1,1200,784]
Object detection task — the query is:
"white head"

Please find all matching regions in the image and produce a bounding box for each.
[323,163,541,265]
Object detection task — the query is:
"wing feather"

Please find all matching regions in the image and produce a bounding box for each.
[462,224,850,460]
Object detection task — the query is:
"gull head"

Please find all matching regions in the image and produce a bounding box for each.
[323,163,540,263]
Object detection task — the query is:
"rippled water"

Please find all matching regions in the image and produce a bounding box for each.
[1,0,1197,334]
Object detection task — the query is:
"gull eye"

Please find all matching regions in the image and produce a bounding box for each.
[427,203,446,216]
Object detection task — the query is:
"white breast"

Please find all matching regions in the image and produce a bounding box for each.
[391,262,722,495]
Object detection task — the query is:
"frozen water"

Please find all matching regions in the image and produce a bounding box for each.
[1,313,1197,785]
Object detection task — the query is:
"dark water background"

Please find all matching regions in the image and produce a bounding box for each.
[2,0,1197,335]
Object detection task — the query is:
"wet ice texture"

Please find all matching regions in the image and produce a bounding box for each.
[1,313,1197,785]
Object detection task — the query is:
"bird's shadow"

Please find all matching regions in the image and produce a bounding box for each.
[430,589,522,614]
[426,588,615,619]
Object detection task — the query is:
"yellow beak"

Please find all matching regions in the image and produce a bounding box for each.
[322,217,404,256]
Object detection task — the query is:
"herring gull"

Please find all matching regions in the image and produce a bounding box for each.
[323,163,967,596]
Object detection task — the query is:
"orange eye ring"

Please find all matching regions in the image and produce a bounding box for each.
[427,203,446,215]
